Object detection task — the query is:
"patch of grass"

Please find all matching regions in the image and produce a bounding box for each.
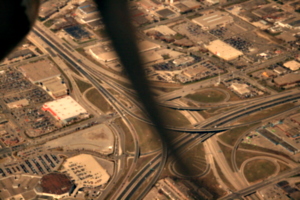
[162,54,170,60]
[160,107,190,127]
[213,84,240,101]
[217,141,233,171]
[43,19,55,27]
[198,105,236,119]
[185,90,227,103]
[278,161,291,173]
[244,159,276,183]
[173,143,206,176]
[214,158,235,191]
[114,118,135,152]
[237,103,295,123]
[74,78,92,93]
[239,143,293,162]
[236,149,264,170]
[85,88,113,113]
[174,33,185,40]
[197,110,211,119]
[218,123,260,146]
[128,116,162,154]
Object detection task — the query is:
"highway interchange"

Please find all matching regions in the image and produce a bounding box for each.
[20,17,300,200]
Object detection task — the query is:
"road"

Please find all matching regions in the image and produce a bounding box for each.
[206,137,248,190]
[29,15,300,200]
[220,166,300,200]
[32,24,159,200]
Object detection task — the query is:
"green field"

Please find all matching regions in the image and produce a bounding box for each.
[244,159,276,182]
[128,116,162,154]
[43,19,54,27]
[185,89,227,103]
[236,150,266,170]
[278,161,291,173]
[85,88,113,113]
[237,103,295,123]
[198,105,236,119]
[74,78,92,93]
[239,143,293,161]
[173,143,206,177]
[160,107,190,127]
[218,123,260,146]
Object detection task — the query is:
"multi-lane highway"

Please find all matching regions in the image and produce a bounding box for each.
[32,25,148,199]
[221,166,300,200]
[31,20,300,200]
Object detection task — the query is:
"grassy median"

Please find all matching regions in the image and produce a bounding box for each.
[237,103,295,124]
[85,88,113,113]
[218,123,260,146]
[185,89,227,103]
[244,159,276,183]
[160,107,191,127]
[128,116,162,154]
[74,78,92,93]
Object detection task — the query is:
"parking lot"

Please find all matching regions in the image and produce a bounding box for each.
[177,59,225,83]
[11,106,61,137]
[4,88,53,105]
[152,55,204,71]
[0,68,33,96]
[0,126,24,147]
[0,153,62,177]
[224,36,253,53]
[2,87,61,137]
[171,21,216,44]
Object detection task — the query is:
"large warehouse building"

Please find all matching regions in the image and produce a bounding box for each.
[42,77,68,99]
[274,73,300,86]
[42,96,88,123]
[192,11,233,30]
[205,40,243,60]
[19,60,61,83]
[63,154,110,190]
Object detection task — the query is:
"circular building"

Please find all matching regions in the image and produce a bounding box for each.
[39,173,73,195]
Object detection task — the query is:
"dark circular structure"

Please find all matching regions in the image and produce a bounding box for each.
[40,173,72,195]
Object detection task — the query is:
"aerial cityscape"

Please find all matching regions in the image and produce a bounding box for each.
[1,0,300,199]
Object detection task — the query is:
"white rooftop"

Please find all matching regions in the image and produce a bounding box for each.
[42,96,87,121]
[206,40,243,60]
[230,83,250,95]
[283,60,300,71]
